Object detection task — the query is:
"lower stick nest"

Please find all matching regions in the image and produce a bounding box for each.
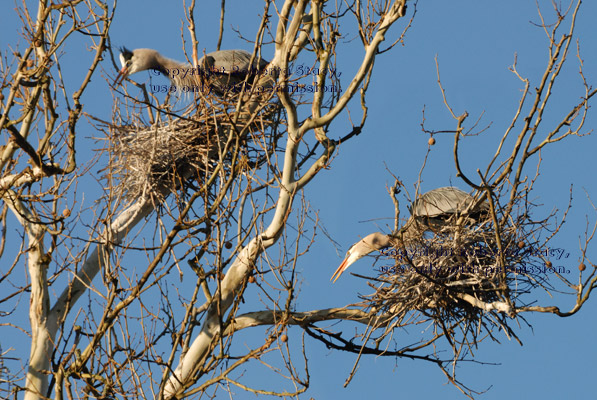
[358,215,549,344]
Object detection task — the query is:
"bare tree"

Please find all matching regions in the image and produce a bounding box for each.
[0,1,595,399]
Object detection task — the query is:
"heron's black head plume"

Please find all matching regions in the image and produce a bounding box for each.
[119,46,133,62]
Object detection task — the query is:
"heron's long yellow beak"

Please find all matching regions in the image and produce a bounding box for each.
[114,66,129,86]
[330,257,351,283]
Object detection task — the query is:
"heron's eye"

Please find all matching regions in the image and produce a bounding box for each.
[126,60,132,67]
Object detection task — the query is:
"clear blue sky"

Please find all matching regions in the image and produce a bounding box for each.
[1,1,595,398]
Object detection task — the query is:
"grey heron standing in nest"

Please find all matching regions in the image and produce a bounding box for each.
[331,187,489,282]
[114,47,270,97]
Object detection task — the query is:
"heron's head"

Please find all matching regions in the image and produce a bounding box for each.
[114,47,159,85]
[331,247,364,283]
[331,232,392,283]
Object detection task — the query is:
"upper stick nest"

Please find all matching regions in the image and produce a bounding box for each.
[107,98,279,201]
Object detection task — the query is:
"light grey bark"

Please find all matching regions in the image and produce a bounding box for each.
[162,1,407,397]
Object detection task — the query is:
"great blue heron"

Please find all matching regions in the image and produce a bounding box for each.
[331,187,489,282]
[114,47,270,96]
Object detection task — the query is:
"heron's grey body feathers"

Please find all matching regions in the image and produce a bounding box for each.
[410,187,489,220]
[116,47,269,96]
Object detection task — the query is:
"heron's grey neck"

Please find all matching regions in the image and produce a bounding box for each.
[148,52,198,93]
[363,232,393,254]
[152,53,189,77]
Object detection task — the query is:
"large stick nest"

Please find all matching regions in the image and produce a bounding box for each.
[107,102,279,201]
[358,213,551,345]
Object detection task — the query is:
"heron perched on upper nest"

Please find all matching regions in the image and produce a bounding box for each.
[114,47,271,97]
[331,187,489,282]
[109,47,280,203]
